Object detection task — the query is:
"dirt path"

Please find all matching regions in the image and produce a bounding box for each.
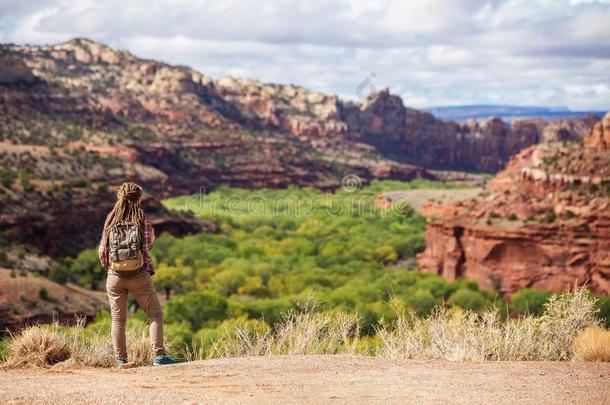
[1,355,608,404]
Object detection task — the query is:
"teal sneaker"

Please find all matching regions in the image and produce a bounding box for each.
[117,358,128,368]
[153,354,181,366]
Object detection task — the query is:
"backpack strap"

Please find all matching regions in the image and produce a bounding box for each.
[109,229,120,262]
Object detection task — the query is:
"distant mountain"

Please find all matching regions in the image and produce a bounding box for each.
[424,105,606,122]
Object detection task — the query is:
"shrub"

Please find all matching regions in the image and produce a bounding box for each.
[164,322,194,349]
[392,234,425,258]
[180,328,223,361]
[447,288,487,311]
[239,297,295,326]
[402,290,437,317]
[372,245,398,264]
[19,169,34,193]
[16,246,26,260]
[510,288,553,316]
[572,327,610,362]
[48,263,70,285]
[355,301,394,335]
[164,291,228,330]
[0,167,16,189]
[70,248,105,290]
[596,296,610,328]
[543,211,557,223]
[210,269,247,296]
[0,338,9,363]
[38,287,49,301]
[64,178,90,189]
[453,278,479,291]
[415,277,453,299]
[96,183,109,193]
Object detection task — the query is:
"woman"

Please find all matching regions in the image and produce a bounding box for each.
[98,182,179,367]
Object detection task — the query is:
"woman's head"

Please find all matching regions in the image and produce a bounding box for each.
[117,182,143,203]
[102,182,146,242]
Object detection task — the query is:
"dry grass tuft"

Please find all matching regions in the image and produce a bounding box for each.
[67,319,114,368]
[127,326,158,366]
[205,310,361,358]
[572,327,610,362]
[1,288,604,367]
[3,319,167,368]
[3,324,70,368]
[69,321,159,367]
[377,287,600,361]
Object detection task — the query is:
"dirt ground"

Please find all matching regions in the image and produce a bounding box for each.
[381,188,482,210]
[1,355,608,404]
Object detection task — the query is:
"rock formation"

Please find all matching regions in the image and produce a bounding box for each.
[417,112,610,297]
[584,112,610,149]
[0,38,601,259]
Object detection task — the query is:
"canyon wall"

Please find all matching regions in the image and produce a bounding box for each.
[417,113,610,296]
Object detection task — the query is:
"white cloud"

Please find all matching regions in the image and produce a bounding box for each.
[0,0,609,110]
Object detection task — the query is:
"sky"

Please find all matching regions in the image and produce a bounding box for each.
[1,0,610,110]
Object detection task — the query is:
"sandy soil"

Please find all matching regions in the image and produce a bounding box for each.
[1,355,608,404]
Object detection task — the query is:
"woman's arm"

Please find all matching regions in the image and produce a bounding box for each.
[143,217,155,251]
[98,236,109,269]
[142,217,156,274]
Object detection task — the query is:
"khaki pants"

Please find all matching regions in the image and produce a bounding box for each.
[106,271,165,360]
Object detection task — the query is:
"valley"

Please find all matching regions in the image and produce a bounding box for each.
[0,38,608,355]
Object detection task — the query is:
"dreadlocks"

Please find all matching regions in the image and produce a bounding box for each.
[101,182,145,247]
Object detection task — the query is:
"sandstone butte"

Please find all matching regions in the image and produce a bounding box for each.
[418,112,610,297]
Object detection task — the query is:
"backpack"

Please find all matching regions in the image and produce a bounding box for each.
[108,223,144,272]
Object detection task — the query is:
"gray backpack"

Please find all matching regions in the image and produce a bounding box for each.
[108,223,144,272]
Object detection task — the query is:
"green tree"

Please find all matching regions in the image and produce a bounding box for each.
[0,167,16,189]
[48,262,71,285]
[372,245,398,264]
[19,169,34,192]
[71,248,105,290]
[153,264,192,299]
[210,269,247,296]
[38,287,49,300]
[447,288,488,311]
[510,288,553,316]
[238,276,267,297]
[164,291,228,330]
[596,296,610,328]
[402,290,437,316]
[164,322,194,348]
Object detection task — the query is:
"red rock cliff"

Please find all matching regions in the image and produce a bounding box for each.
[417,112,610,297]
